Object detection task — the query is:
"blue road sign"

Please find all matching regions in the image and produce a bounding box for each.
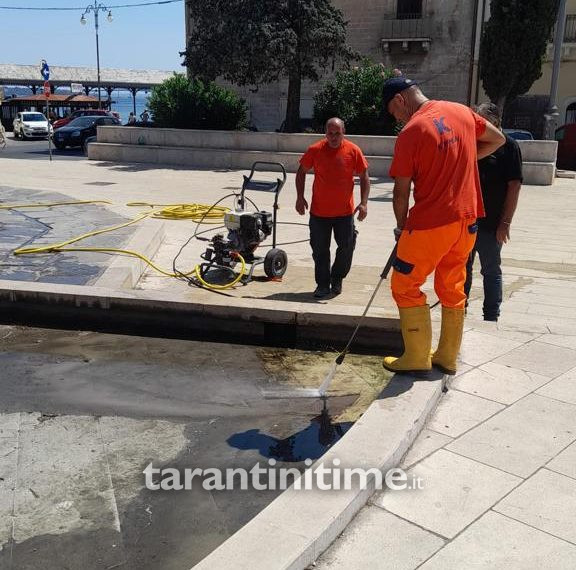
[40,60,50,81]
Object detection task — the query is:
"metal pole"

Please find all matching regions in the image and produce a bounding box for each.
[545,0,567,139]
[95,7,101,109]
[45,96,53,161]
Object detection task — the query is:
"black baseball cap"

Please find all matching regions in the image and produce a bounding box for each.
[382,77,418,111]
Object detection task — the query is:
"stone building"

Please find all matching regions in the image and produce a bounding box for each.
[527,0,576,130]
[468,0,576,138]
[184,0,481,131]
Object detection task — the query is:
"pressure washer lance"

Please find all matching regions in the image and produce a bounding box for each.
[262,244,398,400]
[315,243,398,397]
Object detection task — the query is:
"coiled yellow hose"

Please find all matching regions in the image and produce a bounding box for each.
[4,200,245,287]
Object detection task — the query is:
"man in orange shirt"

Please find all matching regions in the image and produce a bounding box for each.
[382,77,505,375]
[296,117,371,298]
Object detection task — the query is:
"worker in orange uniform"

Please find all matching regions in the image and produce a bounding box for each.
[296,117,370,298]
[381,77,505,375]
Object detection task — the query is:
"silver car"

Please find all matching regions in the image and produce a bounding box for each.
[13,112,53,140]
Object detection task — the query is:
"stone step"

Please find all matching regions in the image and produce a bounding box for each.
[88,142,395,178]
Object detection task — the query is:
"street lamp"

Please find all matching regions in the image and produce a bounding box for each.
[544,0,567,140]
[80,3,113,109]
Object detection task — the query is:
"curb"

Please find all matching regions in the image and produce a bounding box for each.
[193,373,446,570]
[0,281,401,354]
[92,218,165,289]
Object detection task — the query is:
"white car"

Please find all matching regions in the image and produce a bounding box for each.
[13,112,53,140]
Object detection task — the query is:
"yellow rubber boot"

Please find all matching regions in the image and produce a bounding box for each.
[383,305,432,374]
[431,306,465,375]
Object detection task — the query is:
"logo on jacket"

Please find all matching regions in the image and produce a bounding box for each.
[433,117,452,135]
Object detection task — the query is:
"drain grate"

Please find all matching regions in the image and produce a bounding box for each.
[84,181,117,186]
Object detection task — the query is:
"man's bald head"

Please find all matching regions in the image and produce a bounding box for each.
[325,117,345,148]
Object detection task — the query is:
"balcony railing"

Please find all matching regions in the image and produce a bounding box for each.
[382,17,431,40]
[396,11,422,21]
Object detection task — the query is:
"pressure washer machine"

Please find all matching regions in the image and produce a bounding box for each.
[197,162,288,285]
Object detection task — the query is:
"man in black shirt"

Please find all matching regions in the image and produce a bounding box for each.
[465,103,523,321]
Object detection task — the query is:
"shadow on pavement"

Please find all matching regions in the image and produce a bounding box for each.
[376,368,446,399]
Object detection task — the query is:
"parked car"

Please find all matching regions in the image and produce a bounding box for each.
[13,112,52,140]
[83,135,97,155]
[503,129,534,141]
[52,109,111,130]
[555,124,576,171]
[52,116,120,150]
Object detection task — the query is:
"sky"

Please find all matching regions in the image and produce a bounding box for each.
[0,0,186,71]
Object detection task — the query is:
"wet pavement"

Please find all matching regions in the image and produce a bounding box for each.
[0,324,388,569]
[0,186,135,285]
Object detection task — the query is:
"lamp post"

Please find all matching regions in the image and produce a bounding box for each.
[544,0,567,140]
[80,3,113,109]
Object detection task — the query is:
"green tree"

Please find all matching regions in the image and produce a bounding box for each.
[148,74,247,130]
[181,0,356,132]
[480,0,560,109]
[313,61,396,134]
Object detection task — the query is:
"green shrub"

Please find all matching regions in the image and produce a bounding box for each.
[313,61,397,135]
[148,74,248,130]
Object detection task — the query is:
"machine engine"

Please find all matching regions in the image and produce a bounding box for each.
[203,210,273,267]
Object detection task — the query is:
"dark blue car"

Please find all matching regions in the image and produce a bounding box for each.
[52,115,120,150]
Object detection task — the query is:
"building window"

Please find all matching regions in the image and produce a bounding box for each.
[566,103,576,125]
[397,0,423,20]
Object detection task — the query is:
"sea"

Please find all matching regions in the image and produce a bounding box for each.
[4,86,151,124]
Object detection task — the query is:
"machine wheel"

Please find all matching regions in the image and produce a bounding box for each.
[264,248,287,278]
[54,142,65,150]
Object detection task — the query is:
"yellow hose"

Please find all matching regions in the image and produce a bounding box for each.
[7,199,245,286]
[126,202,229,222]
[14,211,152,255]
[193,253,246,290]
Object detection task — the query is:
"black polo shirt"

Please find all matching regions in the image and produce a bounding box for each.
[478,134,523,230]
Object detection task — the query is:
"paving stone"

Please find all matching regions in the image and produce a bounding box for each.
[0,489,14,548]
[538,334,576,351]
[546,441,576,480]
[452,362,551,405]
[427,390,504,438]
[447,394,576,478]
[0,188,135,285]
[512,292,576,309]
[373,449,520,539]
[454,363,472,377]
[535,366,576,405]
[315,506,444,569]
[496,312,550,334]
[466,323,539,343]
[495,469,576,545]
[400,429,453,469]
[0,414,20,437]
[459,330,523,367]
[493,340,576,378]
[419,510,576,570]
[12,415,118,543]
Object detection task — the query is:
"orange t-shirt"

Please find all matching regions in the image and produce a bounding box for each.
[389,100,487,230]
[300,138,369,217]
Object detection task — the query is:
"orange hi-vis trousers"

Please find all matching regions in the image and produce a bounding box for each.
[391,218,477,309]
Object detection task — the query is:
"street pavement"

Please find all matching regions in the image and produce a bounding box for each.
[1,151,576,569]
[0,134,86,161]
[315,176,576,568]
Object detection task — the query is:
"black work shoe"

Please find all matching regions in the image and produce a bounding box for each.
[331,279,343,295]
[313,287,331,299]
